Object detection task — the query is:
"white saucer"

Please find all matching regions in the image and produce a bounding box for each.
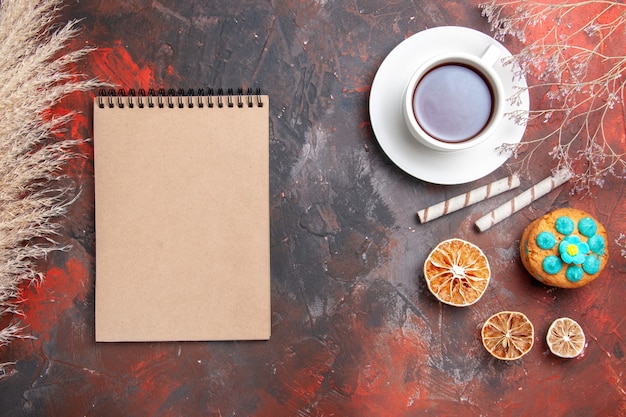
[369,26,529,185]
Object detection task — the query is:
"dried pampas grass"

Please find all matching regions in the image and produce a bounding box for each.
[0,0,102,375]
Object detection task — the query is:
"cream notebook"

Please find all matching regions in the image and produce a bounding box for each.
[93,89,270,342]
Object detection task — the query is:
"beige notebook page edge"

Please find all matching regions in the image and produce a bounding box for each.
[94,96,270,342]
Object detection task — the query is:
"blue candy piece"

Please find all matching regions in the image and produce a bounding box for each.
[566,265,584,282]
[555,216,575,235]
[578,217,597,237]
[583,254,601,275]
[542,255,563,275]
[536,231,557,249]
[588,234,605,255]
[559,235,590,265]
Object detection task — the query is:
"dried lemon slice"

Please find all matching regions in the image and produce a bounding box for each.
[423,238,490,307]
[481,311,534,360]
[547,317,586,358]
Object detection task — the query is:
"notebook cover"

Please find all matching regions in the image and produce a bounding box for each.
[93,94,270,342]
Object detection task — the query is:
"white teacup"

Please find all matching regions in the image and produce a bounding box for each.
[402,44,505,152]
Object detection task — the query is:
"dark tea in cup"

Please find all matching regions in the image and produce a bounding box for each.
[412,64,493,143]
[402,45,504,152]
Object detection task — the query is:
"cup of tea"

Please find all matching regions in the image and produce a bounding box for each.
[402,44,505,152]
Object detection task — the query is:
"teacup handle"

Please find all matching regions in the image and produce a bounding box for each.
[481,44,501,67]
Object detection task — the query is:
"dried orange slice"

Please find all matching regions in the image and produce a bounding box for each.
[547,317,586,358]
[423,238,490,307]
[481,311,534,360]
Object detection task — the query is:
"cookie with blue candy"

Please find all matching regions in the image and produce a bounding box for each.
[520,208,609,288]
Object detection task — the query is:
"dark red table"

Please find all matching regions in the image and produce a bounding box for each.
[1,1,624,416]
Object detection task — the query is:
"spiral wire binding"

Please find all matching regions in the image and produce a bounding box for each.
[97,88,264,109]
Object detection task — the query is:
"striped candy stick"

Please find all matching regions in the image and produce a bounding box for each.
[417,175,521,223]
[475,168,573,232]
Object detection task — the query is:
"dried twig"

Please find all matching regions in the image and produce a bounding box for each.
[480,0,626,194]
[0,0,103,376]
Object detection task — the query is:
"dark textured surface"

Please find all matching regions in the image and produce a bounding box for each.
[1,1,625,416]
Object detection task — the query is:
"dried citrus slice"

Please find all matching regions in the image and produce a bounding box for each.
[481,311,534,360]
[546,317,586,358]
[423,238,490,307]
